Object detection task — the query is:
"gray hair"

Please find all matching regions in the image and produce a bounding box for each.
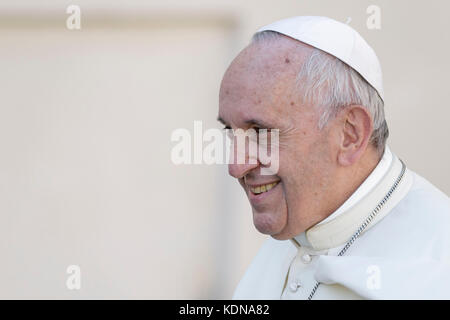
[251,30,388,157]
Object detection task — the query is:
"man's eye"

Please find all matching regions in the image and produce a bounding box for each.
[250,127,261,134]
[253,128,270,134]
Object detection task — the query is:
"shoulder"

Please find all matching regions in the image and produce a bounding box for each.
[409,171,449,202]
[360,169,450,259]
[396,169,450,224]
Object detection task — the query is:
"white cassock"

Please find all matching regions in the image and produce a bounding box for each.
[233,146,450,299]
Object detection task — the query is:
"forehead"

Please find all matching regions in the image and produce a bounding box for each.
[219,37,312,127]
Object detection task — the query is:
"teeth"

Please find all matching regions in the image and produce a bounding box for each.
[250,182,278,194]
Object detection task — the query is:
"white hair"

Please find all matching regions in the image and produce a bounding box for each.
[251,30,388,156]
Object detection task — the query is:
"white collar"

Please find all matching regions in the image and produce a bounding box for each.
[292,146,413,251]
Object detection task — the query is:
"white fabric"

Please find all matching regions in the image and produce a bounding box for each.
[233,149,450,299]
[258,16,384,100]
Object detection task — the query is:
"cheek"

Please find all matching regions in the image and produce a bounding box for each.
[278,147,308,190]
[277,142,324,207]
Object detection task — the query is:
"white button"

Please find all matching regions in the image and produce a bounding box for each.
[289,281,301,292]
[301,254,312,263]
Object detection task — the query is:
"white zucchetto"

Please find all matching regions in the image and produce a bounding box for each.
[257,16,384,101]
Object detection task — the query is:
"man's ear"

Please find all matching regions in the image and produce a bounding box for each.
[337,105,373,166]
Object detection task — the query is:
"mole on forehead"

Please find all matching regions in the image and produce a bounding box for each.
[241,42,298,66]
[256,53,304,79]
[223,64,295,103]
[233,58,297,84]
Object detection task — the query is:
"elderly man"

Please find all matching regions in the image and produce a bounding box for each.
[218,16,450,299]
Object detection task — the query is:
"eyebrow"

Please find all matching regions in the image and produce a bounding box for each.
[216,116,272,129]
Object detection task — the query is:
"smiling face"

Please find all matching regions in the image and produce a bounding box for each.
[218,37,342,240]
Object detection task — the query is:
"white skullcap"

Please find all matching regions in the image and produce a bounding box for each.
[257,16,384,101]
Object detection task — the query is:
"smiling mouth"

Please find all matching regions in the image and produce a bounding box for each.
[249,181,279,195]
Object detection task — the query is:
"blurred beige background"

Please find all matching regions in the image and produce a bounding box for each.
[0,0,448,299]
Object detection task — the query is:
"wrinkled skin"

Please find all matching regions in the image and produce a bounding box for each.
[218,35,379,240]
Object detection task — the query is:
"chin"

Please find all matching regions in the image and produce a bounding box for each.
[253,211,286,236]
[270,232,292,241]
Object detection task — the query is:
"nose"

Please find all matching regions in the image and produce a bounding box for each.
[228,162,259,179]
[227,137,259,179]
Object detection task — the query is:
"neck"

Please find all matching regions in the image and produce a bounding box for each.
[317,146,381,226]
[291,147,412,251]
